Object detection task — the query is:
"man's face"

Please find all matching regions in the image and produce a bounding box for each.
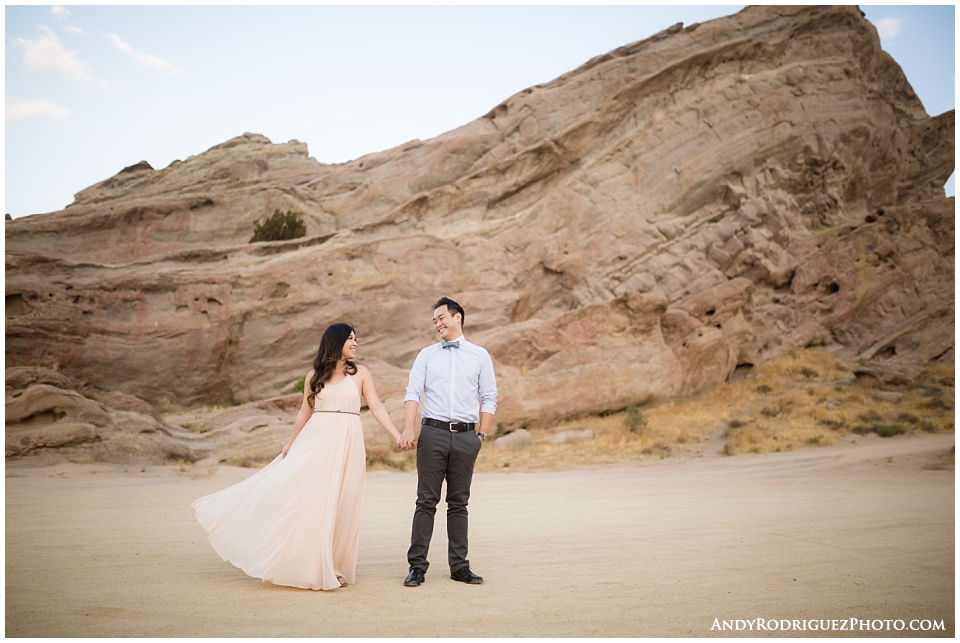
[433,305,462,341]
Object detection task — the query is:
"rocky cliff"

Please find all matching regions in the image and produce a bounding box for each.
[6,5,954,463]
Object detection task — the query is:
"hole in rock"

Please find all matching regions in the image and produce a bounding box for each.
[6,293,26,316]
[876,346,896,360]
[728,363,754,382]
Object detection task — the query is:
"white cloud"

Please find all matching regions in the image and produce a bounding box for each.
[12,25,92,82]
[109,33,135,55]
[6,97,70,123]
[138,53,179,76]
[50,5,85,34]
[875,17,904,41]
[108,33,179,76]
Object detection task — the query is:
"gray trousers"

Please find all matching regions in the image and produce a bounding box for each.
[407,422,482,573]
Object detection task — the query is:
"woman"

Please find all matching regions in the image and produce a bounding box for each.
[192,323,405,590]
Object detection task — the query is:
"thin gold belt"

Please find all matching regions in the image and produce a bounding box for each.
[313,409,360,416]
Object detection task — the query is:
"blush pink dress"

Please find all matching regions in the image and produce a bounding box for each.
[192,376,366,590]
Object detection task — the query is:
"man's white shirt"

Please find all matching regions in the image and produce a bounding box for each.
[404,335,497,423]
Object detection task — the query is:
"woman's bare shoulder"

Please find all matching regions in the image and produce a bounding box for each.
[354,364,372,378]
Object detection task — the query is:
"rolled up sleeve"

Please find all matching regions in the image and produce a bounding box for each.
[404,349,427,404]
[478,351,498,415]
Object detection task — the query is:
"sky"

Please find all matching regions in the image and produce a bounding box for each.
[4,4,955,219]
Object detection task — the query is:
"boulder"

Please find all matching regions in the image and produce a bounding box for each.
[544,428,595,445]
[873,391,905,404]
[493,429,535,450]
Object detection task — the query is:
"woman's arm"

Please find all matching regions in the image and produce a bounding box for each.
[282,370,315,458]
[357,365,405,448]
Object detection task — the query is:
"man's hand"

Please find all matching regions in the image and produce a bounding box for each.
[400,428,417,450]
[477,412,495,451]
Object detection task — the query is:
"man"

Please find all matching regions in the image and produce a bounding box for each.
[400,297,497,587]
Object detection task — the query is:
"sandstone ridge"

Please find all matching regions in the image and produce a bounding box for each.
[5,6,954,463]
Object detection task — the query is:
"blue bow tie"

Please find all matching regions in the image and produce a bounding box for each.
[441,340,460,349]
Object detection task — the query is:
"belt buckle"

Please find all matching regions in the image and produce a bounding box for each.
[449,421,459,432]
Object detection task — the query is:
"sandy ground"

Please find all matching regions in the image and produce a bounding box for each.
[6,433,954,638]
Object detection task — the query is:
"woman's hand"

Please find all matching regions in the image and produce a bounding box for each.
[281,442,292,458]
[399,427,417,450]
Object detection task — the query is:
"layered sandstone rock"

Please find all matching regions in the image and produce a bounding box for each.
[5,367,207,464]
[6,6,954,463]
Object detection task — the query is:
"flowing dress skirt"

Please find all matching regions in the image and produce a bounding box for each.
[193,406,366,591]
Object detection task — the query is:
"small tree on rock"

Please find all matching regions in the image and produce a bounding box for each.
[250,209,306,243]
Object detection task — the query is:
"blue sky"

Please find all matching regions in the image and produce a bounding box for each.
[5,4,955,218]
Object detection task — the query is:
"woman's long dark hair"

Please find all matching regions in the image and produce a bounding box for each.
[307,323,357,408]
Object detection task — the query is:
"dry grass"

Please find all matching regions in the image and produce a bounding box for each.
[366,449,414,472]
[223,452,262,468]
[473,349,954,471]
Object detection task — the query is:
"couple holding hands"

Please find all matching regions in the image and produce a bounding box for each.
[193,297,496,590]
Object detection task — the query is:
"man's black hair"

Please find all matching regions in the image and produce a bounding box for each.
[432,296,465,325]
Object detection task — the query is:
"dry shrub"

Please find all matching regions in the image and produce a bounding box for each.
[876,424,908,438]
[722,422,783,455]
[224,452,269,468]
[923,447,955,471]
[818,418,847,431]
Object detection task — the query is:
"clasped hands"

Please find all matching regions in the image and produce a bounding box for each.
[396,429,417,450]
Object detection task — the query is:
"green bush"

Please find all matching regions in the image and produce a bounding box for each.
[876,423,908,438]
[250,209,306,243]
[293,377,305,393]
[625,406,648,433]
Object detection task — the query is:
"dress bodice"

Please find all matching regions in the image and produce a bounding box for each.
[313,376,362,415]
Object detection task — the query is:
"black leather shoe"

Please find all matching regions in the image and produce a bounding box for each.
[450,567,484,584]
[404,568,426,587]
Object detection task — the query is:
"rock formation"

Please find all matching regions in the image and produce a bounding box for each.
[6,6,954,463]
[5,367,207,464]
